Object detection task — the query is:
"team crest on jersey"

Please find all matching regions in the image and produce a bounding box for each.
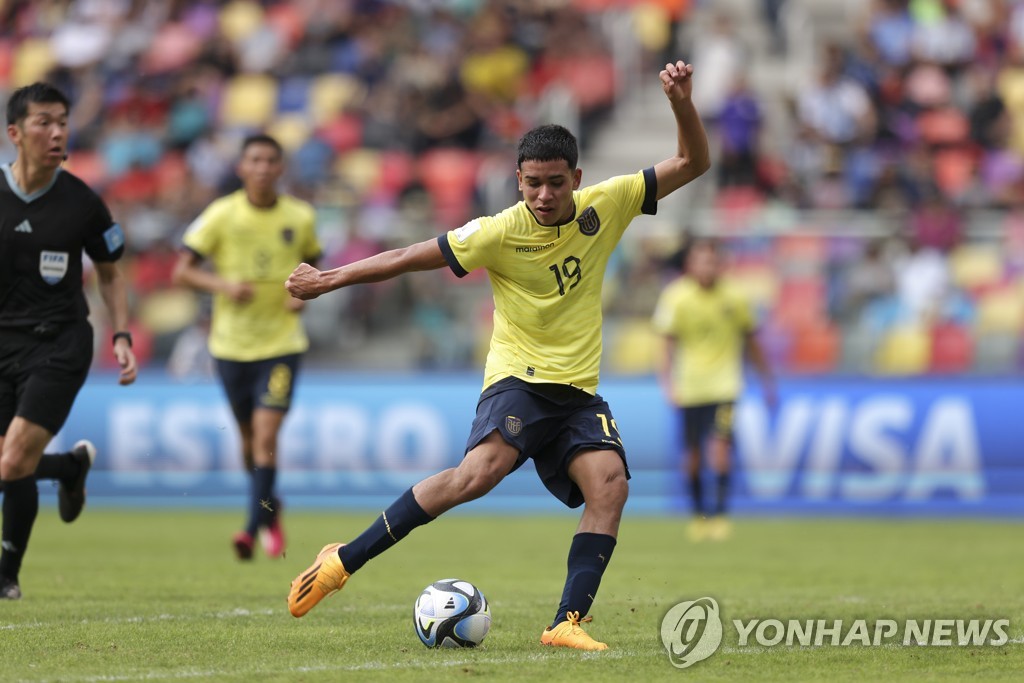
[281,227,294,244]
[39,251,69,284]
[577,207,600,236]
[505,416,523,436]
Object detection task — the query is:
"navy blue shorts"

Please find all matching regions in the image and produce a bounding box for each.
[680,402,736,450]
[214,354,301,423]
[464,377,630,509]
[0,320,93,436]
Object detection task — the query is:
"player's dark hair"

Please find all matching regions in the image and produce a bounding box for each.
[241,133,283,158]
[6,83,70,125]
[517,124,578,170]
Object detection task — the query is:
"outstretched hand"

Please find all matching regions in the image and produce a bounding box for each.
[660,61,694,103]
[286,262,324,300]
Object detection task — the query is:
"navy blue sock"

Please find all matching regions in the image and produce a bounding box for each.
[339,488,434,574]
[715,473,730,515]
[551,532,617,628]
[689,473,704,515]
[245,467,276,537]
[0,476,39,583]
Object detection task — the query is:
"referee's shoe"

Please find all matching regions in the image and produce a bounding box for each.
[58,440,96,523]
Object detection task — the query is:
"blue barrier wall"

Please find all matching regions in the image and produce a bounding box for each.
[49,373,1023,516]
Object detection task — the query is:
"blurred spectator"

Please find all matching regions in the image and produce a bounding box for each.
[895,235,952,324]
[797,44,877,148]
[910,189,964,252]
[716,74,762,189]
[689,13,744,122]
[838,238,897,323]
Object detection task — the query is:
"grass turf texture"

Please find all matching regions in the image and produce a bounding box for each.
[1,510,1021,682]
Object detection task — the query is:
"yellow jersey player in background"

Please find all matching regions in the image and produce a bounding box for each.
[283,61,709,650]
[652,238,776,542]
[172,134,321,561]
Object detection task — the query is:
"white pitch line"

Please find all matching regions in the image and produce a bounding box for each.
[22,649,655,683]
[1,607,275,632]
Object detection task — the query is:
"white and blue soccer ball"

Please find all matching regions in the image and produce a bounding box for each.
[413,578,491,648]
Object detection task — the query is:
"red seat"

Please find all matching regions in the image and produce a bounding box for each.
[418,148,481,226]
[929,323,973,373]
[789,322,840,373]
[773,277,827,331]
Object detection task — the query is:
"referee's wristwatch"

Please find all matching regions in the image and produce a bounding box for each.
[112,331,133,348]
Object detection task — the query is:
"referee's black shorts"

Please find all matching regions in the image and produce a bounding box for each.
[0,320,93,436]
[464,377,630,509]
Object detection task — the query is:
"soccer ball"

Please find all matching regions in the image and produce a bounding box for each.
[413,578,491,648]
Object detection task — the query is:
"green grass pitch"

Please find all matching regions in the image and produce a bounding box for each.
[1,508,1021,682]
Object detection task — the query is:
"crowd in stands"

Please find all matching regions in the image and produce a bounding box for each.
[2,0,1024,376]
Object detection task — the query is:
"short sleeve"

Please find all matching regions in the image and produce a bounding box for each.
[595,169,658,223]
[182,204,222,259]
[438,215,502,277]
[82,194,124,262]
[651,281,682,335]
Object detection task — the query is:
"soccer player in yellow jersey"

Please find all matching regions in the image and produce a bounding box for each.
[172,134,321,561]
[284,61,710,650]
[652,239,776,542]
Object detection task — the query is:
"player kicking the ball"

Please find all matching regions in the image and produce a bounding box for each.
[284,61,709,650]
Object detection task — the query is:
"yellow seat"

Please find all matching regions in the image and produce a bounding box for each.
[334,148,382,197]
[219,0,265,43]
[874,325,930,375]
[12,39,56,86]
[138,290,200,336]
[220,74,278,128]
[309,74,365,126]
[949,243,1003,291]
[976,287,1024,334]
[267,114,311,152]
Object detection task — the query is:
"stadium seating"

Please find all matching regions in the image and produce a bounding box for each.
[220,74,278,129]
[874,325,931,375]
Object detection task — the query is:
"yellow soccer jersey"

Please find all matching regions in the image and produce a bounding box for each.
[183,190,321,361]
[651,276,756,406]
[439,169,657,394]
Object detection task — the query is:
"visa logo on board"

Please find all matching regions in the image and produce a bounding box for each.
[736,397,983,502]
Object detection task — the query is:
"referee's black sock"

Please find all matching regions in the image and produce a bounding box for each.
[35,452,80,482]
[245,467,276,538]
[339,488,434,574]
[551,532,617,628]
[0,476,39,583]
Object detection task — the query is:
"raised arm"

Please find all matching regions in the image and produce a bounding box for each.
[286,237,448,300]
[653,61,711,200]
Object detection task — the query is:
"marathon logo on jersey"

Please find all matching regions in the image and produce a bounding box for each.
[39,251,69,284]
[505,416,523,436]
[577,207,600,236]
[103,223,125,253]
[282,227,294,244]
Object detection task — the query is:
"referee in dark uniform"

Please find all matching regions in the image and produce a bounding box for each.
[0,83,137,600]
